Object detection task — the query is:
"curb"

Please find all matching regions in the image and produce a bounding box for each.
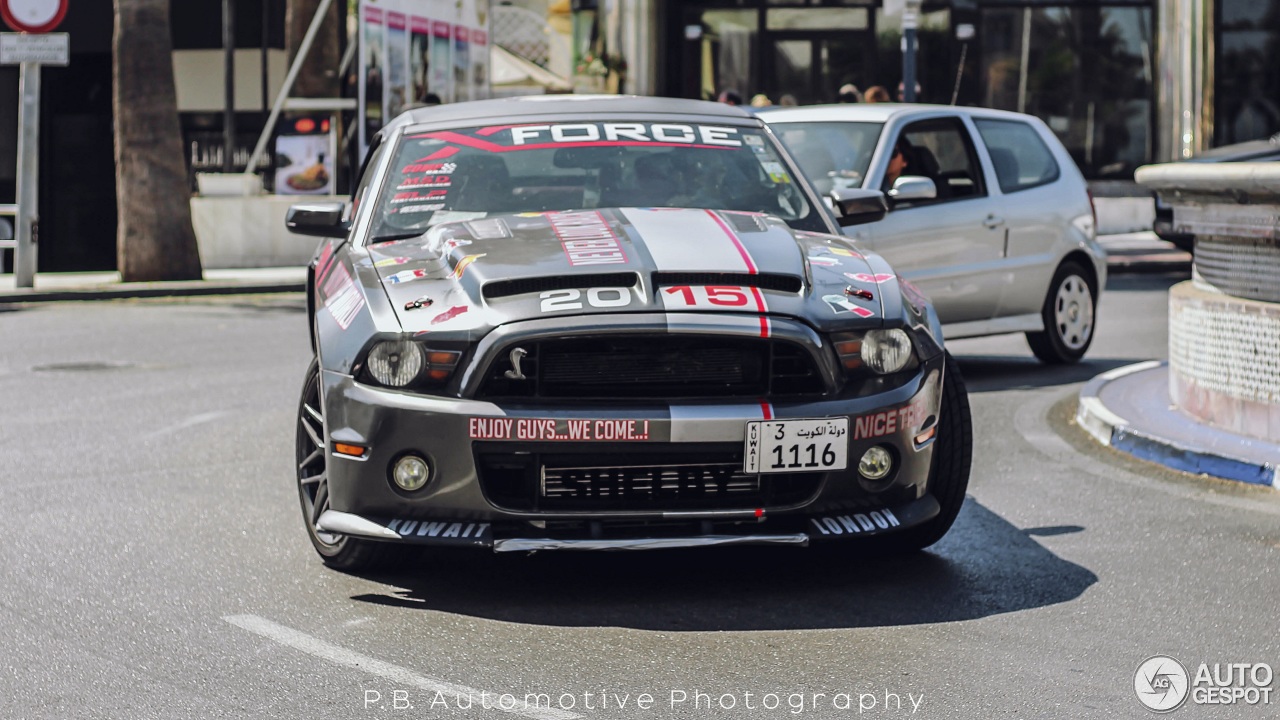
[1077,361,1279,488]
[0,281,305,304]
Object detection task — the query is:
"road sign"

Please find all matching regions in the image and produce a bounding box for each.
[0,0,67,34]
[1,32,68,65]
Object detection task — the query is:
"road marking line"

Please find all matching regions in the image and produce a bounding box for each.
[223,615,582,720]
[143,410,233,439]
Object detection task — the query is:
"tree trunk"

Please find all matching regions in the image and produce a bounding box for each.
[287,0,341,98]
[113,0,203,282]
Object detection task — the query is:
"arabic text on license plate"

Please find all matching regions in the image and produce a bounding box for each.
[743,418,849,474]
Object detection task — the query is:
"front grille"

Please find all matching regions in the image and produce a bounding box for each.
[479,335,825,399]
[476,445,822,512]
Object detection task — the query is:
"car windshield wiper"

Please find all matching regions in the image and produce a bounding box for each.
[369,231,426,244]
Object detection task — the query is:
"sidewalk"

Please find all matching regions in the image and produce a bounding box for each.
[0,266,306,303]
[1095,230,1191,274]
[1078,362,1278,488]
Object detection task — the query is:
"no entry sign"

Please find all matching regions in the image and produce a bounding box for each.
[0,0,68,34]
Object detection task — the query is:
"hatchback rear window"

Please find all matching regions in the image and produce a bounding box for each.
[974,119,1060,194]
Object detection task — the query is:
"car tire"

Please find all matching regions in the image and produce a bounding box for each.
[296,358,403,572]
[869,353,973,554]
[1025,261,1096,364]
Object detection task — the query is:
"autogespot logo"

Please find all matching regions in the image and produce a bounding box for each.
[1136,656,1191,713]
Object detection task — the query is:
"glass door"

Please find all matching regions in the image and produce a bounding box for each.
[766,33,875,105]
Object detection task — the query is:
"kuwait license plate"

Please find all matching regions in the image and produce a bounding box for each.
[743,418,849,474]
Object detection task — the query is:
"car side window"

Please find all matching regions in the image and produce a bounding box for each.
[974,119,1061,194]
[885,118,987,204]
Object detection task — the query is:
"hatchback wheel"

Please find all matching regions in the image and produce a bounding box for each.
[1026,261,1096,364]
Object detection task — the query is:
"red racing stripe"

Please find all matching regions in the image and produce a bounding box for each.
[704,209,758,274]
[760,402,774,420]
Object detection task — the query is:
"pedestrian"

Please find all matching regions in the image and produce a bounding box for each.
[837,83,862,103]
[750,93,773,108]
[716,89,744,106]
[778,93,798,107]
[864,85,892,103]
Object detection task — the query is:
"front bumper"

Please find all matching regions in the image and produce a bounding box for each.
[318,352,945,550]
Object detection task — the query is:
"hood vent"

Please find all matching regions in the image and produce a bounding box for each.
[652,272,802,293]
[484,272,640,300]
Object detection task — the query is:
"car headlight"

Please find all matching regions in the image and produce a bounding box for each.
[861,329,914,374]
[366,339,426,387]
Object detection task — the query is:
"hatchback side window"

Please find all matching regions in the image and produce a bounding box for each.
[885,118,987,204]
[974,119,1061,194]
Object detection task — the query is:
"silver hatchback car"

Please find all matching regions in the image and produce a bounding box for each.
[762,104,1106,364]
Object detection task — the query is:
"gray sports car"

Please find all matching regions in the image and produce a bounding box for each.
[285,96,971,570]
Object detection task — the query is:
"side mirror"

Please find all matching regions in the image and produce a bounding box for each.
[286,202,349,238]
[888,176,937,202]
[828,188,888,227]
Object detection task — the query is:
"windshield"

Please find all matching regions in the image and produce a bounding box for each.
[770,121,883,195]
[370,121,827,238]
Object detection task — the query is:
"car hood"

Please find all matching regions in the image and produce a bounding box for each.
[368,208,890,334]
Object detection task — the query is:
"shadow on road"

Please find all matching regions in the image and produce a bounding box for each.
[349,499,1096,631]
[951,354,1138,393]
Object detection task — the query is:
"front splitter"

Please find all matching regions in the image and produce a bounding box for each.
[315,495,939,552]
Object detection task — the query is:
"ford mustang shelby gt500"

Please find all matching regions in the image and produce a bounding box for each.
[286,96,971,570]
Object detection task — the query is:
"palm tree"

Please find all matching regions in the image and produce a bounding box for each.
[112,0,202,281]
[287,0,341,98]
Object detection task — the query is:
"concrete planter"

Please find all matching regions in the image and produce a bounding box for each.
[1136,162,1280,443]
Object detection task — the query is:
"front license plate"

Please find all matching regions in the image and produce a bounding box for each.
[744,418,849,474]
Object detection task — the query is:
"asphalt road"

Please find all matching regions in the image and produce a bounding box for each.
[1,273,1277,719]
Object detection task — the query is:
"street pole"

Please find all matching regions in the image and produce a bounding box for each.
[15,61,39,288]
[902,0,920,102]
[223,0,236,172]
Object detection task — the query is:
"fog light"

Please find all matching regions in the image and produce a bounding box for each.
[858,446,893,480]
[392,455,430,491]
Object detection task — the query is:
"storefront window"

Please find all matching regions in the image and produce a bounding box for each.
[767,8,868,31]
[1215,0,1280,146]
[874,7,951,104]
[979,5,1154,179]
[697,10,759,101]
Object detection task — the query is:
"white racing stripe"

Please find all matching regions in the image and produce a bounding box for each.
[621,208,749,272]
[224,615,582,720]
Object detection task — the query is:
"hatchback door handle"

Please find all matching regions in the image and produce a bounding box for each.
[983,214,1006,229]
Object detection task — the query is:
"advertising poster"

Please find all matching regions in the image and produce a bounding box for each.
[360,5,384,149]
[409,17,433,104]
[472,29,489,92]
[358,0,488,152]
[453,26,472,103]
[386,12,409,120]
[431,20,452,103]
[275,131,336,196]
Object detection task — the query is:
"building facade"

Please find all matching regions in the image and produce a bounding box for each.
[638,0,1278,180]
[3,0,1276,271]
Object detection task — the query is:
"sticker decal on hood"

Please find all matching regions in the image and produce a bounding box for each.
[846,272,895,283]
[547,211,628,266]
[451,253,486,279]
[823,294,875,318]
